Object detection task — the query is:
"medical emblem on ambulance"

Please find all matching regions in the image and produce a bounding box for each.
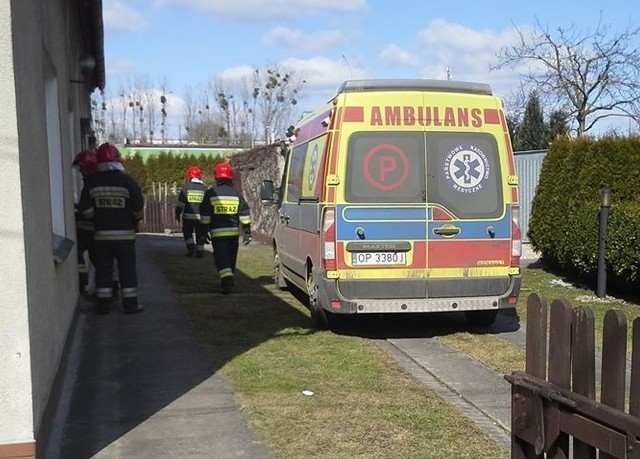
[308,144,319,191]
[444,144,490,194]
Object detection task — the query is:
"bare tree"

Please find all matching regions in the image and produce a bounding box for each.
[116,89,131,142]
[214,81,233,141]
[182,83,224,143]
[210,64,305,145]
[141,88,159,143]
[100,62,305,146]
[182,85,197,140]
[492,18,640,136]
[90,92,108,144]
[253,63,305,142]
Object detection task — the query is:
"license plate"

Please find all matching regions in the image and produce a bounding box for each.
[351,252,407,266]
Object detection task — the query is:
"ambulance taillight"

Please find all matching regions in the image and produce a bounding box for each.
[322,207,336,270]
[511,206,522,267]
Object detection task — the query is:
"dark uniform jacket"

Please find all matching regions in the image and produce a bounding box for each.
[200,181,251,238]
[75,202,95,248]
[78,170,145,241]
[175,179,208,221]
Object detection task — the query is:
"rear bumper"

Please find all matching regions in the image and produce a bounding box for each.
[345,294,516,314]
[315,270,521,314]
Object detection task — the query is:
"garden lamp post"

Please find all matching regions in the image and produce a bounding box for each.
[596,187,610,298]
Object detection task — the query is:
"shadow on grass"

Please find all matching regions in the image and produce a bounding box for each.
[149,237,312,371]
[151,233,523,366]
[324,308,521,341]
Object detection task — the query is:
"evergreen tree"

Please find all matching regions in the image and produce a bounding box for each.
[516,91,546,151]
[506,116,519,150]
[122,153,148,192]
[547,110,569,142]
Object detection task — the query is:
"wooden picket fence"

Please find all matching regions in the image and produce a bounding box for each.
[506,293,640,458]
[136,177,275,242]
[138,182,181,234]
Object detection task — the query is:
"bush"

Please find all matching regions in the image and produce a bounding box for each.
[122,151,225,192]
[529,136,640,290]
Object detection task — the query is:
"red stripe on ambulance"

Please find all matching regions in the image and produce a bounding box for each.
[499,110,517,176]
[328,108,342,175]
[428,240,510,268]
[484,108,500,124]
[344,106,365,122]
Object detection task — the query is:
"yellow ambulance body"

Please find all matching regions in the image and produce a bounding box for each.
[260,79,521,329]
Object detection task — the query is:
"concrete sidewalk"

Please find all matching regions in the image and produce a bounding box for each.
[46,235,272,459]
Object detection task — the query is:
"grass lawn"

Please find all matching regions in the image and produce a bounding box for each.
[152,242,509,459]
[153,241,640,458]
[439,260,640,376]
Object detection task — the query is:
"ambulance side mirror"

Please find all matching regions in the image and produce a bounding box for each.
[260,180,278,206]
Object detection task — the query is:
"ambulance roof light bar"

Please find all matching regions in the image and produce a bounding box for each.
[336,79,493,96]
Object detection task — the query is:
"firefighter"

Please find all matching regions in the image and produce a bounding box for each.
[200,162,251,294]
[175,165,208,258]
[73,149,97,299]
[78,142,145,314]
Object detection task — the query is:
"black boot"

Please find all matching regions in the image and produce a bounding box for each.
[112,280,120,299]
[123,298,145,314]
[220,276,233,294]
[95,298,112,315]
[79,273,88,294]
[124,304,145,314]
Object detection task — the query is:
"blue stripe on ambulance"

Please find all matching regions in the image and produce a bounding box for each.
[336,204,512,240]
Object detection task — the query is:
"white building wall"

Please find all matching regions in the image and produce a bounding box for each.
[0,1,34,446]
[0,0,91,451]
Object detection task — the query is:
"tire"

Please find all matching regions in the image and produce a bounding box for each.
[273,251,287,290]
[307,267,329,330]
[464,310,498,327]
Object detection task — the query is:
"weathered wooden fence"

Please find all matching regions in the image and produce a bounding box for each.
[138,182,180,234]
[506,293,640,458]
[136,177,277,242]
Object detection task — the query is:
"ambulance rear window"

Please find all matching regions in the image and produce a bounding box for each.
[426,132,503,218]
[345,132,425,203]
[345,132,503,218]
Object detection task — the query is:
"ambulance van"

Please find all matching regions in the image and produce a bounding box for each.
[260,79,521,329]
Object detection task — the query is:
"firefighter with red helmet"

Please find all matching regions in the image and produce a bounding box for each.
[78,142,145,314]
[73,150,98,298]
[200,162,251,294]
[175,165,208,258]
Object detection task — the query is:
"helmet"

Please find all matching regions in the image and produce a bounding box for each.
[96,142,122,163]
[187,165,202,180]
[73,150,98,175]
[214,162,233,180]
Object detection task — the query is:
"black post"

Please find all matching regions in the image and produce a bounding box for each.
[596,187,610,298]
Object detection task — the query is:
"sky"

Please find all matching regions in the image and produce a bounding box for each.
[101,0,639,138]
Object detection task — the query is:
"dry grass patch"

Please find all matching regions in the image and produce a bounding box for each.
[519,265,640,358]
[438,333,525,376]
[437,263,640,376]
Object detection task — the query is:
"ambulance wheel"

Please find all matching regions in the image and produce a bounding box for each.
[273,251,287,290]
[307,268,329,330]
[465,310,498,327]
